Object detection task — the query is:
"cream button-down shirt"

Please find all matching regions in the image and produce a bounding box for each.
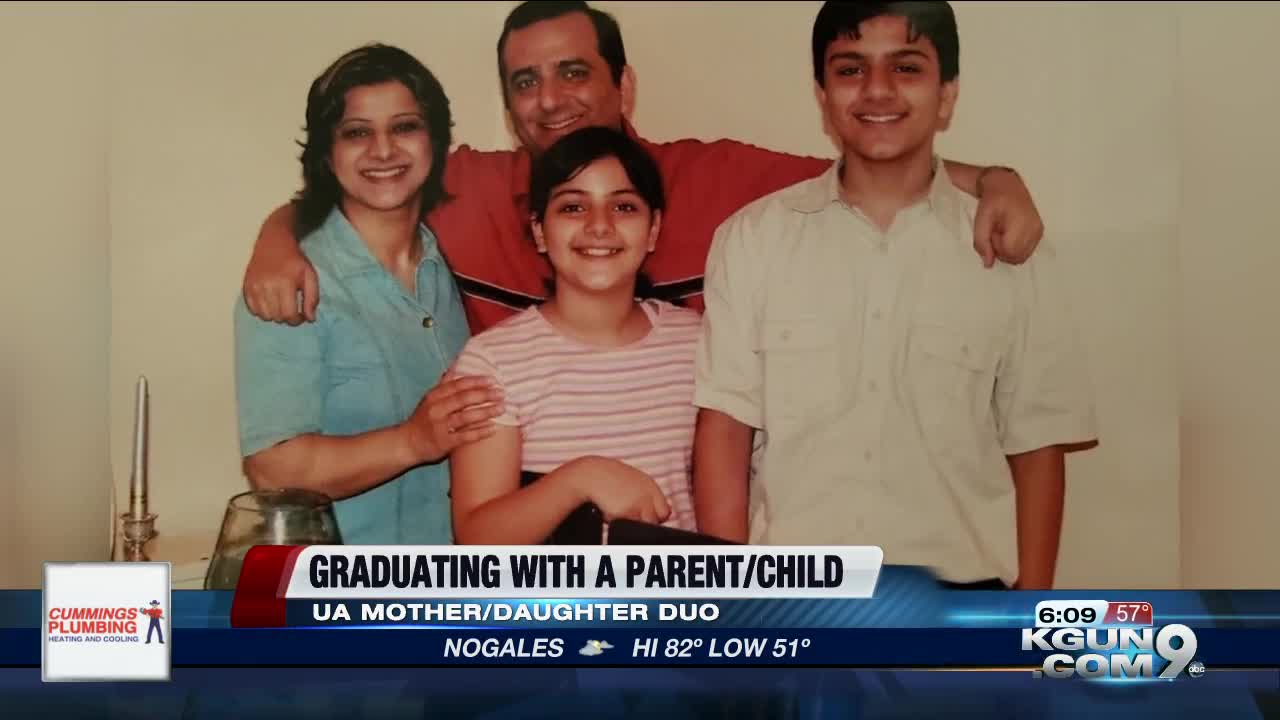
[694,159,1098,584]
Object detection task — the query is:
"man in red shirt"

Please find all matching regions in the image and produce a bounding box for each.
[240,0,1045,429]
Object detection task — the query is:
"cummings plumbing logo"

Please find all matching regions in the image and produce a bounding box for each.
[47,604,143,642]
[42,562,171,682]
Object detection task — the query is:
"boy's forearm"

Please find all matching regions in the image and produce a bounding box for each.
[692,408,753,542]
[1008,446,1067,590]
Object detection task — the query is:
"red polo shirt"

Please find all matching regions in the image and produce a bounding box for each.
[428,122,831,333]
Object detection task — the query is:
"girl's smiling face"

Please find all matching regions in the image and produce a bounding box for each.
[533,154,660,296]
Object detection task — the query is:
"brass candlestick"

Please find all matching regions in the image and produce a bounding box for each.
[120,512,157,560]
[120,375,157,561]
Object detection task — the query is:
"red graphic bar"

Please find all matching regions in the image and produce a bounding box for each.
[1103,601,1154,626]
[229,545,305,628]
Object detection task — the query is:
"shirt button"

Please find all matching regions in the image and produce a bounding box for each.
[780,330,792,341]
[863,451,873,463]
[422,316,434,328]
[871,310,882,321]
[868,380,878,392]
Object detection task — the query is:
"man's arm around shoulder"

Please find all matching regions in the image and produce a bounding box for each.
[242,202,318,326]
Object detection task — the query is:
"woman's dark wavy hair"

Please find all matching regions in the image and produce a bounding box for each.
[293,44,454,239]
[528,126,672,303]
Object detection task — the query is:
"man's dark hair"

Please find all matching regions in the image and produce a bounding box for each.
[293,44,454,239]
[496,0,627,105]
[812,1,959,86]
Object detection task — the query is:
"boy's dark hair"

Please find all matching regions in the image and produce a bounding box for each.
[293,44,454,239]
[496,1,627,106]
[812,1,959,86]
[528,126,670,302]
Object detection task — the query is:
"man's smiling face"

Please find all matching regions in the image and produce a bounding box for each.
[500,11,634,155]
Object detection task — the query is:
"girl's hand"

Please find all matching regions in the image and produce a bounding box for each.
[572,456,671,525]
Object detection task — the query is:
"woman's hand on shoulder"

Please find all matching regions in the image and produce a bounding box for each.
[401,375,506,463]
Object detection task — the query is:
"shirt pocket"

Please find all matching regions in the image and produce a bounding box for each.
[906,323,998,445]
[326,311,392,373]
[758,318,840,427]
[322,314,403,431]
[328,340,390,392]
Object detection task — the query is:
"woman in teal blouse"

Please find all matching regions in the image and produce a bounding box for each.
[233,44,502,544]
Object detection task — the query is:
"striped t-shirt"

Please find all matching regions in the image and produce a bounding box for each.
[449,299,701,532]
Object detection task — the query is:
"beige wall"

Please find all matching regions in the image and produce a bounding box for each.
[1,2,1274,589]
[1177,3,1280,588]
[0,4,113,586]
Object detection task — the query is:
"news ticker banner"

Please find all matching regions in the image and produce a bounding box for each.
[229,545,884,627]
[15,548,1280,682]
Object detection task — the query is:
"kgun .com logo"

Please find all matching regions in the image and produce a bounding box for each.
[1022,603,1203,680]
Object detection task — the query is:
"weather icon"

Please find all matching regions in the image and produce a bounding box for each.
[578,640,614,657]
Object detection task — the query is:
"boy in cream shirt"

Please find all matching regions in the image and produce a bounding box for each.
[692,1,1098,589]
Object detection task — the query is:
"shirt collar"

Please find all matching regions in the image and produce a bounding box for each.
[785,154,965,224]
[316,206,446,280]
[782,159,844,214]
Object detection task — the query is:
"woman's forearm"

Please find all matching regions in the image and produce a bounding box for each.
[243,425,421,500]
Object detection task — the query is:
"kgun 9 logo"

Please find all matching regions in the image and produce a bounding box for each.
[1022,623,1201,680]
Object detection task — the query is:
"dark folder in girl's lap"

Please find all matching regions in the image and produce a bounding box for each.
[606,518,738,546]
[519,471,737,546]
[521,471,605,545]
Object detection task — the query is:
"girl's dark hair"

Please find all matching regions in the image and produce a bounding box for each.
[529,126,664,220]
[293,44,454,239]
[528,126,671,303]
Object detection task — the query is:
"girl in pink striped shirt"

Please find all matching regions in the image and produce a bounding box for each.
[448,127,701,544]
